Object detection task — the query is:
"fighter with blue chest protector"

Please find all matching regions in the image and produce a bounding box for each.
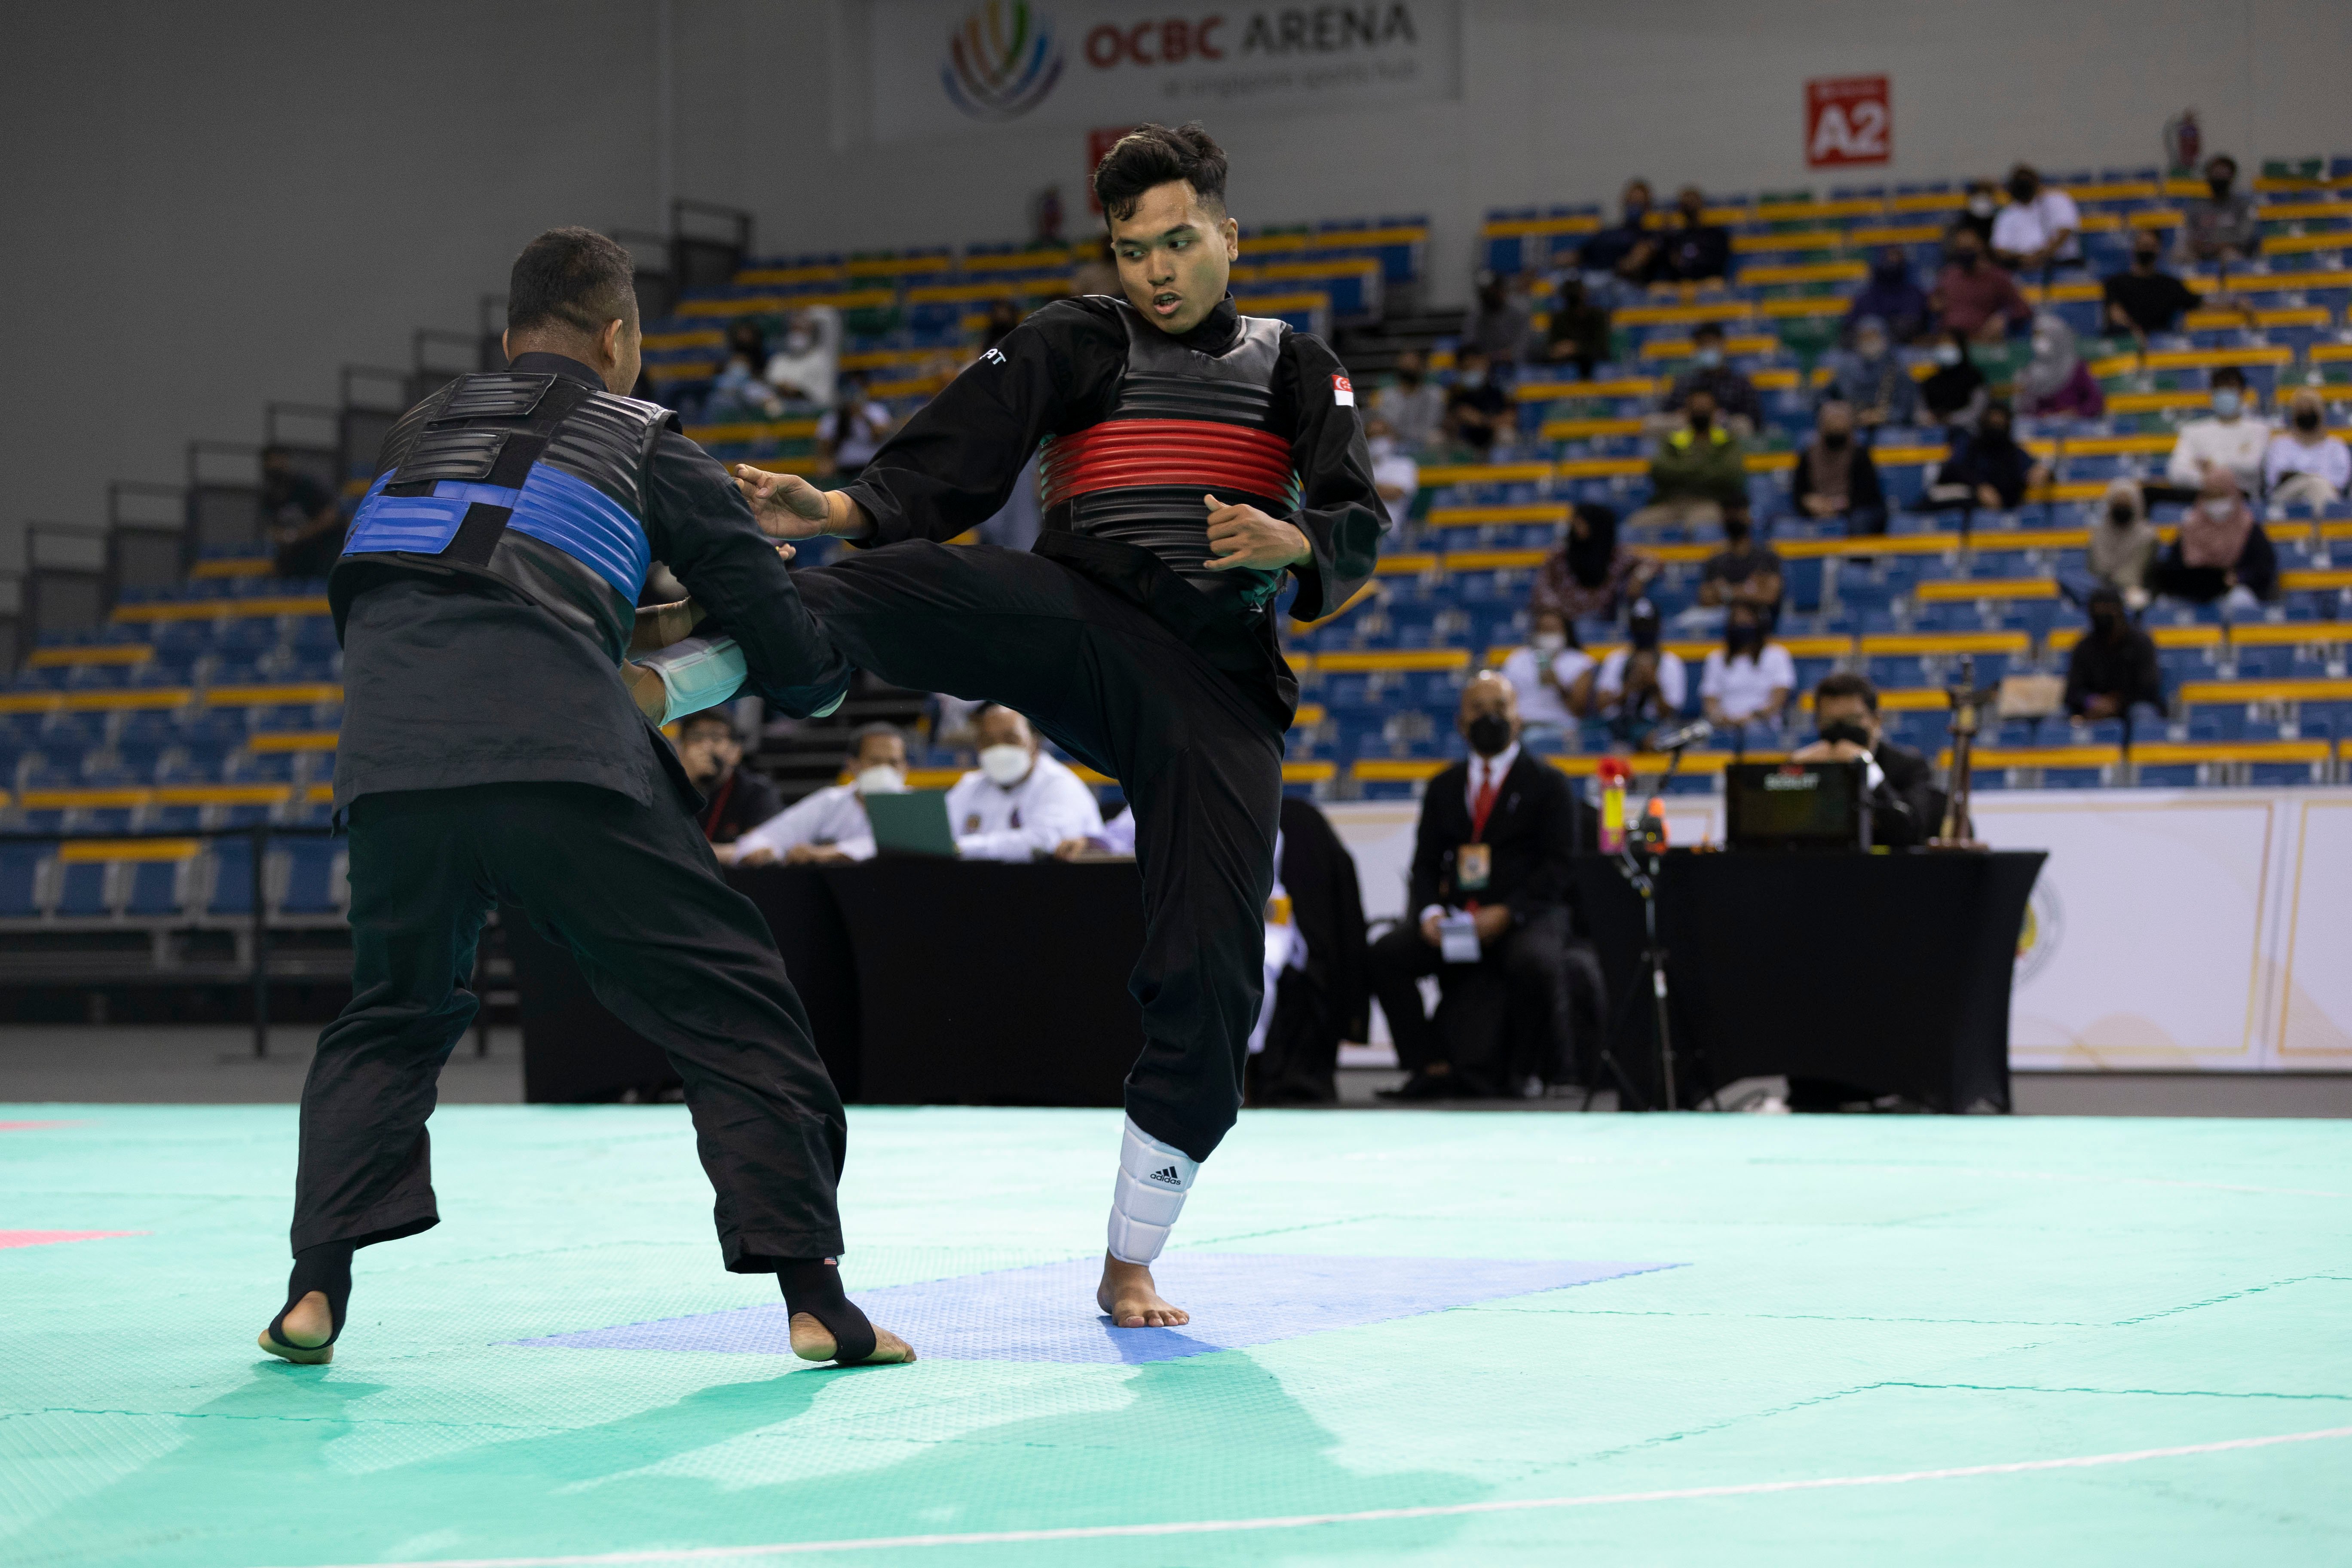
[254,228,912,1369]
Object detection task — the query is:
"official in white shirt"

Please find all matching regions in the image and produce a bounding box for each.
[1989,166,2081,269]
[735,724,909,866]
[2166,369,2272,494]
[946,705,1103,861]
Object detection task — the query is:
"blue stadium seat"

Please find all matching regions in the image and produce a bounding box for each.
[54,862,110,918]
[0,845,48,919]
[280,840,344,915]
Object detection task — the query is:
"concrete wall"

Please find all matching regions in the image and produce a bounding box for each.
[9,0,2351,562]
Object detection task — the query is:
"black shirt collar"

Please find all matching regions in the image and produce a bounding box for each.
[1171,294,1241,354]
[506,351,607,389]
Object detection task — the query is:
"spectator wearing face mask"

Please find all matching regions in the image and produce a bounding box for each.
[1656,186,1731,284]
[1933,402,2047,511]
[2177,155,2260,266]
[2263,388,2349,510]
[1988,165,2081,274]
[1920,329,1991,431]
[1700,601,1795,741]
[2153,470,2278,610]
[2064,587,2164,723]
[1594,600,1689,747]
[2077,478,2159,611]
[1530,502,1657,623]
[1955,179,2002,246]
[1372,350,1446,454]
[1498,608,1596,739]
[2165,368,2269,494]
[1660,322,1759,435]
[818,373,895,480]
[1695,508,1784,621]
[1842,248,1933,346]
[675,710,785,860]
[1932,227,2030,345]
[733,723,910,867]
[1364,416,1420,529]
[2015,312,2104,420]
[1444,347,1512,456]
[1790,672,1939,848]
[1820,316,1918,430]
[944,704,1102,861]
[2104,236,2204,340]
[1543,273,1612,379]
[1630,388,1747,530]
[763,306,839,407]
[1464,272,1535,366]
[1579,178,1658,284]
[1792,401,1887,537]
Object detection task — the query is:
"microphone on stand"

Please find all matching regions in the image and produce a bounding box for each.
[1649,718,1714,753]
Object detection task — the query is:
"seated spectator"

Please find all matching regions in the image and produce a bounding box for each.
[1920,330,1990,431]
[1070,236,1121,297]
[1372,350,1446,453]
[2152,469,2278,609]
[818,373,894,479]
[1629,388,1746,530]
[1442,347,1511,456]
[1499,609,1596,736]
[1578,178,1658,280]
[1365,416,1420,529]
[1820,316,1918,430]
[763,306,838,406]
[1368,673,1586,1100]
[2177,154,2259,266]
[1530,501,1657,622]
[1931,226,2030,344]
[262,445,343,580]
[1464,271,1534,366]
[2081,478,2159,611]
[2165,368,2270,494]
[2063,587,2164,723]
[1700,601,1795,740]
[1988,164,2080,274]
[2263,388,2349,510]
[734,723,910,866]
[675,710,784,860]
[1956,178,2001,246]
[2104,234,2203,340]
[1656,186,1730,283]
[945,704,1102,860]
[1933,402,2046,510]
[1696,508,1784,621]
[710,324,787,420]
[1792,400,1888,537]
[1660,322,1759,435]
[1594,601,1690,747]
[1542,273,1612,378]
[1790,672,1939,848]
[1842,249,1932,346]
[2015,312,2104,419]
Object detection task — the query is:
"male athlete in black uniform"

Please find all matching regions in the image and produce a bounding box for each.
[255,229,910,1369]
[640,125,1384,1327]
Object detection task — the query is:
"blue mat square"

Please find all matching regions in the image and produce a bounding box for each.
[518,1253,1678,1363]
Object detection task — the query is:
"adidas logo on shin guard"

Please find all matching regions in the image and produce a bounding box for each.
[1147,1164,1183,1186]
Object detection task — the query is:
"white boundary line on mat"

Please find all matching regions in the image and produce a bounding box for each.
[269,1424,2352,1568]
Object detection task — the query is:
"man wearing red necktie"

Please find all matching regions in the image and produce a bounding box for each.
[1369,673,1587,1100]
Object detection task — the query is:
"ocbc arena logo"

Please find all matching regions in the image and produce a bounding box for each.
[943,0,1066,121]
[1082,3,1420,67]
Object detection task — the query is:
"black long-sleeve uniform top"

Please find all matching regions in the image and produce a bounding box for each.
[334,352,844,812]
[839,294,1386,726]
[1405,751,1581,925]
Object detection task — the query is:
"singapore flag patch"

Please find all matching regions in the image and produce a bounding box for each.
[1331,373,1355,407]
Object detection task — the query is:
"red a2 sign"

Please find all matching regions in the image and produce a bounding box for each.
[1806,76,1890,167]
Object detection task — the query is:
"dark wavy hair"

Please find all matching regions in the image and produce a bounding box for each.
[1092,122,1228,223]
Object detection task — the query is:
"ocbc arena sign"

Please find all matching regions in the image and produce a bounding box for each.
[1081,3,1420,68]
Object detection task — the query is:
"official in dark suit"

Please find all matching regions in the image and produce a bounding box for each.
[1792,672,1942,848]
[1369,672,1585,1099]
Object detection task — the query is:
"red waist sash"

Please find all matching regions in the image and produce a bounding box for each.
[1039,419,1295,510]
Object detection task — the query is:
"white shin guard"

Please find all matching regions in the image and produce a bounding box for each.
[1106,1116,1197,1265]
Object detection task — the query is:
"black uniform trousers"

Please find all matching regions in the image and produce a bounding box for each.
[1369,906,1580,1096]
[293,781,851,1266]
[797,541,1283,1164]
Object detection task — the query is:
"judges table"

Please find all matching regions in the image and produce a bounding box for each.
[1569,850,2046,1113]
[510,859,1148,1106]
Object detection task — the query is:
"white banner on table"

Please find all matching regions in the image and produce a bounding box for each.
[1322,787,2352,1072]
[867,0,1460,145]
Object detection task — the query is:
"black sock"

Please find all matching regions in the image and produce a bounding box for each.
[266,1240,354,1349]
[777,1258,876,1365]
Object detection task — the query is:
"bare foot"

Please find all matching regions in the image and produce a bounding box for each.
[257,1289,335,1365]
[789,1313,917,1366]
[1097,1252,1189,1328]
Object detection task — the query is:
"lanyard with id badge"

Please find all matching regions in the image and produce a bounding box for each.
[1443,771,1503,964]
